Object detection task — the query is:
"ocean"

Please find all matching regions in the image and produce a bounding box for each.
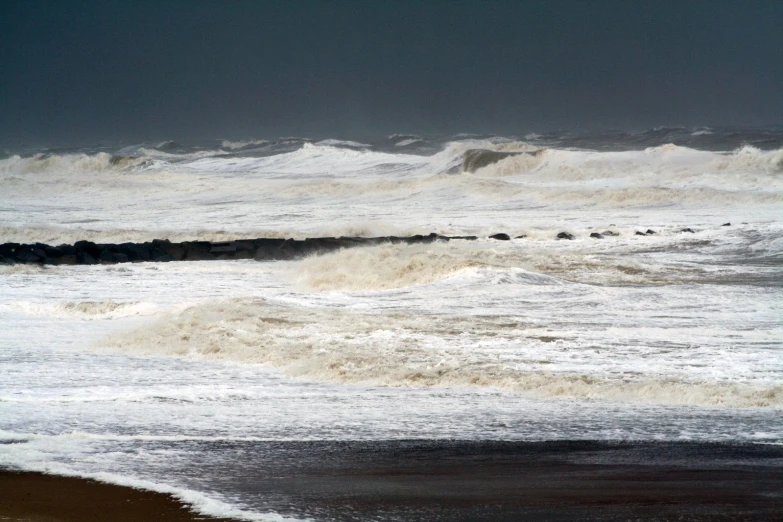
[1,127,782,520]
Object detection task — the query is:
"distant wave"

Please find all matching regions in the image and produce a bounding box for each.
[219,139,270,150]
[2,141,781,231]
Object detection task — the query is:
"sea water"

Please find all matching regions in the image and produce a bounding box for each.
[1,129,782,519]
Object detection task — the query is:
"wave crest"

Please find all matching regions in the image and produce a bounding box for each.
[101,299,782,408]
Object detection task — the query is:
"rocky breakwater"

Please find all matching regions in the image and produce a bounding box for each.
[0,233,462,266]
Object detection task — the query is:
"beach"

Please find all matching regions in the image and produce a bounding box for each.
[3,441,783,521]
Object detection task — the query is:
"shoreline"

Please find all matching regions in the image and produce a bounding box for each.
[4,441,782,521]
[0,470,240,522]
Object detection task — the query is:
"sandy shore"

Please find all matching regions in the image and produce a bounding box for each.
[3,441,783,521]
[0,471,238,522]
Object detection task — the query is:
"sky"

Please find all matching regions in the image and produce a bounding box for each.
[1,0,781,145]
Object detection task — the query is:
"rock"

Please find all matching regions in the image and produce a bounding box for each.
[210,242,237,254]
[154,254,174,262]
[680,228,695,233]
[183,242,215,261]
[152,239,186,261]
[645,229,656,235]
[119,242,151,261]
[462,149,525,173]
[590,232,604,239]
[150,247,168,261]
[55,254,78,265]
[489,233,511,240]
[99,250,128,264]
[556,232,575,240]
[635,231,646,236]
[57,244,76,255]
[0,243,19,257]
[274,239,302,260]
[722,222,731,227]
[602,230,619,236]
[233,240,257,253]
[514,234,527,239]
[77,252,97,265]
[233,250,253,260]
[43,246,64,258]
[15,249,42,263]
[0,255,11,265]
[74,240,102,257]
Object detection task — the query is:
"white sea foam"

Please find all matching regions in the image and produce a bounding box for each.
[394,138,423,147]
[3,135,782,517]
[0,441,300,522]
[292,241,726,291]
[99,298,782,408]
[220,139,270,150]
[0,300,160,319]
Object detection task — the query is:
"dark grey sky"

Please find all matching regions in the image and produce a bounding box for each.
[1,0,781,145]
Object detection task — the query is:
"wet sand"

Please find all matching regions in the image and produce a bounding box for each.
[0,471,236,522]
[2,441,783,521]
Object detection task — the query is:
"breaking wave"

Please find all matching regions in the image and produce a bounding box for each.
[0,152,151,176]
[100,299,782,408]
[2,142,781,210]
[1,301,159,319]
[293,240,759,291]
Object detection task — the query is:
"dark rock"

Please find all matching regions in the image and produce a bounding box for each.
[274,239,300,260]
[635,231,646,236]
[154,254,174,262]
[148,247,164,259]
[119,242,151,261]
[15,249,42,263]
[43,246,64,258]
[514,235,527,239]
[450,236,478,240]
[233,250,253,260]
[602,230,619,236]
[645,229,656,235]
[234,240,257,252]
[99,250,128,264]
[55,254,78,265]
[210,242,237,254]
[590,232,604,239]
[489,233,511,240]
[77,252,97,265]
[0,255,11,265]
[183,242,215,261]
[31,247,46,258]
[462,149,525,173]
[74,241,102,257]
[152,239,186,261]
[57,244,76,255]
[680,228,695,233]
[722,222,731,227]
[0,243,19,257]
[556,232,575,240]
